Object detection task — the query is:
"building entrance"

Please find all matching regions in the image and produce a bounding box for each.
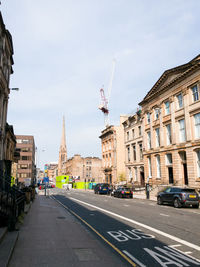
[140,171,145,187]
[168,167,174,184]
[183,163,188,185]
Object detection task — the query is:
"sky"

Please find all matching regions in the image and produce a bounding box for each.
[1,0,200,169]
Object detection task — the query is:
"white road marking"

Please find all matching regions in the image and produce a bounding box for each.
[169,244,200,263]
[160,213,170,217]
[123,250,146,267]
[124,204,130,207]
[149,203,155,206]
[70,197,200,252]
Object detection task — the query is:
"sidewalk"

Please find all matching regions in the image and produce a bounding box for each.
[8,194,128,267]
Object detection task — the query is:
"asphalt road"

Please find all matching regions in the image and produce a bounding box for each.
[51,189,200,267]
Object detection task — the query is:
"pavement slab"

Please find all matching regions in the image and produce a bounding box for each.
[8,195,129,267]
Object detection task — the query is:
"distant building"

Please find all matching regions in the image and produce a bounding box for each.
[58,117,67,176]
[99,115,128,184]
[15,135,36,186]
[123,111,145,186]
[46,162,58,183]
[66,154,102,183]
[139,54,200,189]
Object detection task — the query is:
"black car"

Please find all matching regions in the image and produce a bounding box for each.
[157,187,199,208]
[113,187,133,198]
[94,183,111,194]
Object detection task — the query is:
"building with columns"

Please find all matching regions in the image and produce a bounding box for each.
[99,115,128,185]
[123,111,145,186]
[58,117,67,176]
[139,54,200,189]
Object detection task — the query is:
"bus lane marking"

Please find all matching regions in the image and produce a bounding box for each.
[70,197,200,251]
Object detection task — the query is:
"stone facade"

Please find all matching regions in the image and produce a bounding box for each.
[58,117,67,176]
[0,12,14,180]
[139,54,200,190]
[66,154,102,183]
[99,115,128,185]
[123,111,145,186]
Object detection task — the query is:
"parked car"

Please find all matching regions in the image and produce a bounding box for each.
[94,183,111,195]
[113,187,133,198]
[157,187,199,208]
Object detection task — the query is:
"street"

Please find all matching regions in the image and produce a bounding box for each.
[51,189,200,267]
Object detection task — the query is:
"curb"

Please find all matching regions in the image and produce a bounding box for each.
[0,230,19,267]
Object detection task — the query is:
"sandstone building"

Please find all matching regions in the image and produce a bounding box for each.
[99,115,128,184]
[66,154,102,183]
[0,12,14,183]
[139,54,200,189]
[123,111,145,186]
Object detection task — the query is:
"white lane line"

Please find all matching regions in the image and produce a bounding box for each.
[160,213,170,217]
[70,197,200,252]
[124,204,130,207]
[123,250,146,267]
[149,203,155,206]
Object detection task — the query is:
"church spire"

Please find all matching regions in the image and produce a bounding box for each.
[58,116,67,176]
[60,116,66,150]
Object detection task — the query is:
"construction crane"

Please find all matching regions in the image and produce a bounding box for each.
[98,59,116,128]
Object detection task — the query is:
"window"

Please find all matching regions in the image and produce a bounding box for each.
[132,129,135,139]
[194,113,200,139]
[134,167,137,181]
[147,131,151,149]
[133,145,136,161]
[192,85,199,102]
[128,167,132,180]
[196,150,200,177]
[177,93,183,109]
[138,126,142,136]
[139,143,143,160]
[155,108,160,120]
[148,157,152,178]
[166,154,172,165]
[165,101,170,115]
[147,112,151,124]
[127,131,129,141]
[127,146,130,162]
[166,124,172,145]
[155,128,160,147]
[156,155,161,178]
[179,119,186,142]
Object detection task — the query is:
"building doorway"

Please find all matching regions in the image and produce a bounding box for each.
[140,167,145,187]
[168,167,174,184]
[179,151,188,185]
[183,163,188,185]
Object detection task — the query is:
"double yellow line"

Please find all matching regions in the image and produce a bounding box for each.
[51,195,136,266]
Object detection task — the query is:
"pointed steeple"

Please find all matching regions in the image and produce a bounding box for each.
[58,116,67,176]
[60,116,67,150]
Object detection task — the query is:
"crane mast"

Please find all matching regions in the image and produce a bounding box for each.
[98,59,116,128]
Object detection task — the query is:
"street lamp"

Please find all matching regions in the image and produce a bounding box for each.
[10,88,19,92]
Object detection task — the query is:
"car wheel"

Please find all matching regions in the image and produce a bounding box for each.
[174,198,181,208]
[157,196,162,205]
[192,204,199,209]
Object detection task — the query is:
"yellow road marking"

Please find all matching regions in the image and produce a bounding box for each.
[51,196,136,266]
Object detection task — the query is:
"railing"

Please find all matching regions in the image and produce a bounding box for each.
[0,176,25,230]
